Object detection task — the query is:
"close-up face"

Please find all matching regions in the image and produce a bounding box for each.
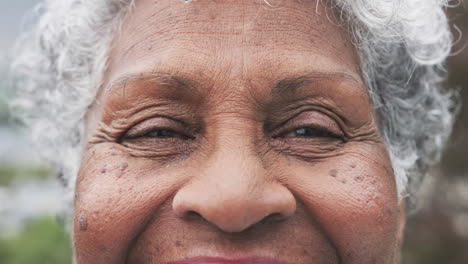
[73,0,405,263]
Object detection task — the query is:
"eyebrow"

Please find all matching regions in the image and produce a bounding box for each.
[105,72,199,95]
[273,72,363,96]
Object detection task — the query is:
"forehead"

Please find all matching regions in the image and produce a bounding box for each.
[105,0,361,85]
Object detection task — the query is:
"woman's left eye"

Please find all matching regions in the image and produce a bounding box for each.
[270,111,344,141]
[283,127,339,139]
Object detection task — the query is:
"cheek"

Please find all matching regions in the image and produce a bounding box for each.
[73,144,185,264]
[284,148,400,262]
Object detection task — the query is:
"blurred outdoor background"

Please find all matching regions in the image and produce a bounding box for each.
[0,1,467,264]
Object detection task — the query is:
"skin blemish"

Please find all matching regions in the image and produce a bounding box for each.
[120,162,128,170]
[354,175,364,182]
[100,166,107,173]
[328,169,338,177]
[78,212,88,231]
[385,207,394,217]
[105,150,117,156]
[99,245,108,252]
[175,240,183,247]
[114,162,129,178]
[350,163,357,168]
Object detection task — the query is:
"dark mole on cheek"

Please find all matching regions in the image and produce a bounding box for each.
[329,169,338,177]
[354,175,364,182]
[78,212,88,231]
[386,207,394,217]
[175,240,183,247]
[105,151,117,156]
[99,245,107,252]
[115,162,128,178]
[100,166,107,173]
[350,163,357,168]
[120,162,128,170]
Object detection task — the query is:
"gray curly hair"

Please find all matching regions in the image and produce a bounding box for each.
[10,0,458,209]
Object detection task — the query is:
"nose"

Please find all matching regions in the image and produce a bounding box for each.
[172,148,296,233]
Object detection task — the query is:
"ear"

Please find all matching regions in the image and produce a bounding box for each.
[396,201,407,246]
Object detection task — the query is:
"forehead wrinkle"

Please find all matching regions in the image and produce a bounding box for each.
[273,71,364,96]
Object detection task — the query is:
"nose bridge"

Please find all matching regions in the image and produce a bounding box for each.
[204,115,265,184]
[172,135,296,233]
[205,142,263,199]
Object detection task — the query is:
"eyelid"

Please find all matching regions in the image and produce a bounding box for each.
[123,117,185,139]
[272,111,344,138]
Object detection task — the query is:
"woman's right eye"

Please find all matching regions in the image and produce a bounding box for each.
[119,118,198,158]
[121,117,195,141]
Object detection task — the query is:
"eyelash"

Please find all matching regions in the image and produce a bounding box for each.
[141,128,193,139]
[279,126,341,139]
[123,127,194,141]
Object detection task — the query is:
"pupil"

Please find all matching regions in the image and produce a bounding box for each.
[294,127,329,137]
[296,128,308,136]
[148,130,174,138]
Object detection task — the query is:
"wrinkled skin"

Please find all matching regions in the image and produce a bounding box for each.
[74,0,406,263]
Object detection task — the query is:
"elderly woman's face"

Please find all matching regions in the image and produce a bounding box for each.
[74,0,405,263]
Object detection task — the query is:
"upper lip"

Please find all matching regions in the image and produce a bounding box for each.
[165,256,288,264]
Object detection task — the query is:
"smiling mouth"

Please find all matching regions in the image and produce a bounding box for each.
[165,256,288,264]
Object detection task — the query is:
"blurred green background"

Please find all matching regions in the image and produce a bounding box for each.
[0,1,467,264]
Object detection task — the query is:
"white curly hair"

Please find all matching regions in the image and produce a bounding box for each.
[10,0,459,210]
